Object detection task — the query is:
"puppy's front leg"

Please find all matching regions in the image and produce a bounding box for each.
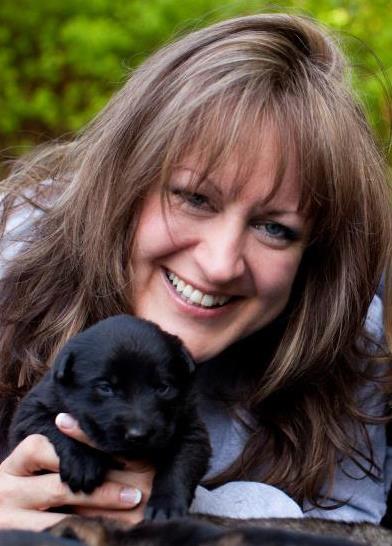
[145,414,211,520]
[11,410,115,494]
[145,466,191,520]
[49,430,116,493]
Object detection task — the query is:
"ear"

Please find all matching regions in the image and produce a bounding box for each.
[53,351,75,384]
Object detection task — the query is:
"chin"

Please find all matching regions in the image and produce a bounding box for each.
[192,351,214,363]
[185,340,227,363]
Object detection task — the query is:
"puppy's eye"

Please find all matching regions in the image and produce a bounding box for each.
[95,382,114,396]
[157,383,172,396]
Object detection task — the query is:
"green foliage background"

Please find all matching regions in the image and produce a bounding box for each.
[0,0,391,157]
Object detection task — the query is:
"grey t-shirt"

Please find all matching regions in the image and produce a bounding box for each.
[191,295,390,523]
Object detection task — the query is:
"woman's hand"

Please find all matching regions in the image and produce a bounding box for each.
[0,415,154,530]
[55,413,154,523]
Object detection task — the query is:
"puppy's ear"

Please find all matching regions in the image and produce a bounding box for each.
[53,351,75,384]
[165,330,196,373]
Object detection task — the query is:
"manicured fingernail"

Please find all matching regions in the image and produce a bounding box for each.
[120,487,142,506]
[55,413,77,429]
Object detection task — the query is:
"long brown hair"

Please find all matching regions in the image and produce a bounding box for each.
[1,14,391,507]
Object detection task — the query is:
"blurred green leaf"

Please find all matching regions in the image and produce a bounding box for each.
[0,0,390,160]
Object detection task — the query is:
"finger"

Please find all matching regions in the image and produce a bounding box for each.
[74,506,145,525]
[107,468,154,496]
[10,473,142,511]
[66,479,143,511]
[55,413,96,448]
[1,435,59,476]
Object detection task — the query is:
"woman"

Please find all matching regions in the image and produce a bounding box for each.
[0,13,391,530]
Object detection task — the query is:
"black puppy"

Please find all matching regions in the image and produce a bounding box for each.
[8,315,211,520]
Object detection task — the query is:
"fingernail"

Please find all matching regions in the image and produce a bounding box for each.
[120,487,142,506]
[55,413,77,429]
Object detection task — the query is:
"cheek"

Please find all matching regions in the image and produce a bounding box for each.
[253,251,303,303]
[133,191,194,263]
[133,197,171,260]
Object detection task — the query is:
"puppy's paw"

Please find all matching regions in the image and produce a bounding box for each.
[144,494,188,521]
[59,444,112,493]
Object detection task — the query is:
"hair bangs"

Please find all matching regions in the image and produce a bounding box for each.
[159,83,305,210]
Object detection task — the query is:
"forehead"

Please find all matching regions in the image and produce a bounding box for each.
[74,343,173,385]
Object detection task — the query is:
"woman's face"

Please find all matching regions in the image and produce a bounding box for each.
[132,134,309,362]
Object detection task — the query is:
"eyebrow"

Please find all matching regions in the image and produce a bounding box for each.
[178,167,223,197]
[177,166,305,218]
[253,206,302,217]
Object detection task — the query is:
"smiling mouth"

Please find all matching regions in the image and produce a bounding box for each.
[165,270,234,309]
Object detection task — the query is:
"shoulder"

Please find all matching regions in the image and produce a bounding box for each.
[0,205,38,278]
[364,293,384,344]
[0,183,52,278]
[355,294,387,414]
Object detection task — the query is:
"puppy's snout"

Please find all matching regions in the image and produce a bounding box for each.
[125,423,151,442]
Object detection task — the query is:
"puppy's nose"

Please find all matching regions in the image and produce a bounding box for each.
[125,425,150,441]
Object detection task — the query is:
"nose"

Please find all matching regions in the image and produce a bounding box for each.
[194,217,246,285]
[125,423,151,442]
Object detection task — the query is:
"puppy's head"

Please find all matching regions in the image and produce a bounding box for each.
[52,315,195,455]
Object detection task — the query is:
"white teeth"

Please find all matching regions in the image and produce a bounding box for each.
[182,285,193,298]
[177,280,185,291]
[201,294,214,307]
[166,272,231,308]
[189,290,203,304]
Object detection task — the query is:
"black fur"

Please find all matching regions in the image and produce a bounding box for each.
[8,315,211,520]
[0,529,79,546]
[53,516,366,545]
[0,516,369,546]
[202,515,392,545]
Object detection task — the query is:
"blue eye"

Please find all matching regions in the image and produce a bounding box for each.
[171,188,211,210]
[186,192,207,207]
[253,221,298,242]
[265,223,288,238]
